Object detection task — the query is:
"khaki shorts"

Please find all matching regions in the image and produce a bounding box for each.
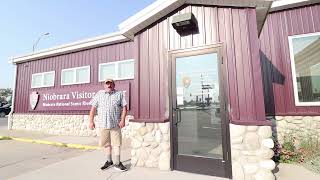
[98,128,122,147]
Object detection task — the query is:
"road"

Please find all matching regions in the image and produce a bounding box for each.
[0,117,89,180]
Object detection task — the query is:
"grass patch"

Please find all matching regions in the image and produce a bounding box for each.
[273,133,320,174]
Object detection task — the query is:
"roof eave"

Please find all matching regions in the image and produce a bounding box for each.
[119,0,274,39]
[270,0,320,13]
[119,0,185,39]
[10,32,130,64]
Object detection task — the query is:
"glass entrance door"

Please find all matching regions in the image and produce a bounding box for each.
[171,47,231,178]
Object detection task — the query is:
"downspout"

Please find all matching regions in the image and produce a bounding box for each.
[8,61,17,130]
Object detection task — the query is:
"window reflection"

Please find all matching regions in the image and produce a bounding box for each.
[292,34,320,103]
[176,53,220,110]
[175,53,223,158]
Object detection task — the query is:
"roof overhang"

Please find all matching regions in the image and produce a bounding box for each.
[270,0,320,12]
[10,32,129,64]
[119,0,274,39]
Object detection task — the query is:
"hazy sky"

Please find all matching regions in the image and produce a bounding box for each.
[0,0,155,88]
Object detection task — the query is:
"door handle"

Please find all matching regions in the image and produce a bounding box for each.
[174,108,182,126]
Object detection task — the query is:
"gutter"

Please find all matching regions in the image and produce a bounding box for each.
[270,0,319,12]
[11,32,129,64]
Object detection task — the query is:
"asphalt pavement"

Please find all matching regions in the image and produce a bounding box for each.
[0,117,8,129]
[0,116,93,180]
[0,140,87,179]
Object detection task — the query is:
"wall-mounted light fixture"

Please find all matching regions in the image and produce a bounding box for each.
[171,12,198,34]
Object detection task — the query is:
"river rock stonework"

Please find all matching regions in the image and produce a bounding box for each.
[230,124,275,180]
[9,114,133,137]
[271,116,320,145]
[128,121,171,170]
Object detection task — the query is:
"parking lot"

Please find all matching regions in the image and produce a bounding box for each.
[0,116,88,180]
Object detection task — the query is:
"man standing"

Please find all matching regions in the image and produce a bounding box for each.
[89,78,128,171]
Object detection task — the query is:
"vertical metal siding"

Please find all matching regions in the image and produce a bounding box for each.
[135,5,267,124]
[139,30,150,119]
[133,36,140,119]
[14,41,134,114]
[231,8,247,121]
[260,4,320,115]
[149,24,161,119]
[218,7,239,121]
[248,8,266,121]
[159,16,169,121]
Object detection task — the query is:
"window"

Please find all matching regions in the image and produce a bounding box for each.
[99,63,116,80]
[289,32,320,106]
[31,71,55,88]
[61,66,90,85]
[99,59,134,82]
[118,60,134,79]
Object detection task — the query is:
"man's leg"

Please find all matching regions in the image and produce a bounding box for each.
[113,146,120,165]
[104,145,112,162]
[99,129,113,170]
[111,128,127,171]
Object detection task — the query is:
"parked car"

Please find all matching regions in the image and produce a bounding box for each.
[0,104,11,117]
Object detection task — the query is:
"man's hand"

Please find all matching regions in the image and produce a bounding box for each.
[89,121,95,130]
[119,105,127,129]
[89,106,97,130]
[118,120,125,128]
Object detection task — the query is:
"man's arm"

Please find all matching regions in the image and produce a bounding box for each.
[89,106,97,130]
[118,105,127,128]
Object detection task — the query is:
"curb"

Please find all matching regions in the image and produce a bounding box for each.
[0,136,12,140]
[0,135,99,150]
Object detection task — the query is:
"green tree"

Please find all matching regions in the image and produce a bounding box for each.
[0,88,12,97]
[0,88,12,105]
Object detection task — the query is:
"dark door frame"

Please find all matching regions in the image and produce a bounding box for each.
[168,43,232,178]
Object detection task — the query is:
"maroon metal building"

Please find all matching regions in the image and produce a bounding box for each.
[260,3,320,116]
[9,0,320,179]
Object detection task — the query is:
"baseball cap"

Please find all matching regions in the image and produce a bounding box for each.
[104,78,114,84]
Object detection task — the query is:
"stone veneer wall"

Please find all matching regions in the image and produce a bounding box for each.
[271,116,320,145]
[128,122,170,170]
[9,114,133,137]
[230,124,275,180]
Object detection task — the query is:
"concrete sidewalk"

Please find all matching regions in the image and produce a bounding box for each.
[2,129,320,180]
[274,163,320,180]
[8,149,226,180]
[1,129,226,180]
